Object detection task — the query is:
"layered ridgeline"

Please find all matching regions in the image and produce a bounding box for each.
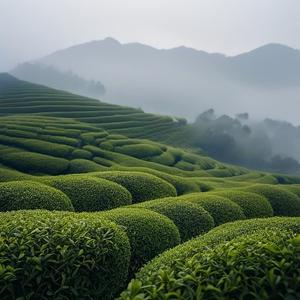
[14,38,300,124]
[1,73,300,299]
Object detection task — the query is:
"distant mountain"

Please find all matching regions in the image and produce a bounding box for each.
[11,63,105,99]
[19,38,300,123]
[228,43,300,86]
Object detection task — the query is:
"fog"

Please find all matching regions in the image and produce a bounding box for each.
[26,38,299,126]
[189,109,300,174]
[2,0,300,172]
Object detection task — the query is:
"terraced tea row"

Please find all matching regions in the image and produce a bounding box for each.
[0,115,258,190]
[2,114,296,186]
[0,74,184,139]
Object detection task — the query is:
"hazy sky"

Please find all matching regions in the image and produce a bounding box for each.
[1,0,300,71]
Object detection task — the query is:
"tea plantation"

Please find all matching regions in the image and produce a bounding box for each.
[0,74,299,299]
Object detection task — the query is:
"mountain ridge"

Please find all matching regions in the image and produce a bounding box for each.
[12,38,300,124]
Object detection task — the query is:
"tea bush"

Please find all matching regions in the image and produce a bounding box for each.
[0,210,130,300]
[118,167,200,195]
[38,134,80,147]
[212,190,273,218]
[183,194,245,225]
[71,149,93,160]
[99,208,180,276]
[150,151,175,166]
[1,151,69,174]
[0,180,74,211]
[68,159,104,173]
[174,160,195,171]
[42,175,132,211]
[243,184,300,216]
[4,129,37,138]
[0,167,31,182]
[137,200,214,241]
[2,137,75,158]
[120,228,300,300]
[281,184,300,198]
[93,171,177,203]
[119,217,300,300]
[115,144,163,159]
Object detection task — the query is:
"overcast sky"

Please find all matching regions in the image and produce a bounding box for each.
[1,0,300,71]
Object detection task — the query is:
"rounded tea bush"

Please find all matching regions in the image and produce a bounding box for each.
[281,185,300,198]
[115,144,163,159]
[0,167,31,182]
[68,159,104,173]
[138,200,214,241]
[184,194,245,225]
[93,171,177,203]
[131,217,300,284]
[71,149,93,160]
[119,167,200,195]
[99,207,181,276]
[0,210,130,300]
[42,175,132,211]
[1,151,69,175]
[0,180,74,211]
[120,228,300,300]
[213,190,273,218]
[243,184,300,216]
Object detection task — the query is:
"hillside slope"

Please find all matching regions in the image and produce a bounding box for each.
[2,73,298,186]
[0,73,185,140]
[1,74,300,175]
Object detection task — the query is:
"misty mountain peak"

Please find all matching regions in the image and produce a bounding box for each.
[256,43,297,52]
[235,43,299,59]
[102,37,121,45]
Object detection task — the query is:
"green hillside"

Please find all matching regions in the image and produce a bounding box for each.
[1,74,300,299]
[3,74,299,175]
[0,73,185,140]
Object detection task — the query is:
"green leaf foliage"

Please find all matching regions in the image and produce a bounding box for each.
[71,149,93,160]
[212,190,274,218]
[41,175,132,211]
[114,144,163,159]
[243,184,300,216]
[0,210,130,300]
[98,208,181,276]
[119,217,300,300]
[120,229,300,300]
[93,171,177,203]
[1,151,69,174]
[281,184,300,198]
[137,200,214,241]
[116,167,201,195]
[0,181,74,211]
[182,193,246,225]
[0,166,32,182]
[68,159,105,173]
